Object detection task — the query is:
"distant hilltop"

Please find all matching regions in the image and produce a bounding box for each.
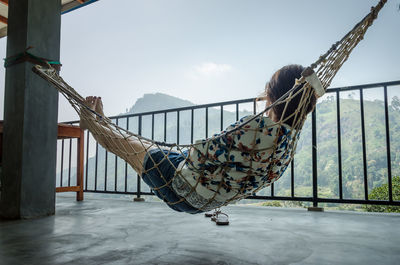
[126,93,195,114]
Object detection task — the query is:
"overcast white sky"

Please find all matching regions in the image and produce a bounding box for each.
[0,0,399,122]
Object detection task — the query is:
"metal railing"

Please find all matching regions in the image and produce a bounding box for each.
[58,80,400,207]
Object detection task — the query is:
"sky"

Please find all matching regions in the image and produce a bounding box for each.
[0,0,399,122]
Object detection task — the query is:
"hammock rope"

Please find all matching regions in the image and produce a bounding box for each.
[33,0,387,213]
[4,46,62,70]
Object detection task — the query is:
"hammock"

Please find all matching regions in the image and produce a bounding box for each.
[33,0,386,213]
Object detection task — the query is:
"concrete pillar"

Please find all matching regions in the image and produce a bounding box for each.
[0,1,61,219]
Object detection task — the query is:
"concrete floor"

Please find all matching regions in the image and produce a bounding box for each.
[1,194,399,265]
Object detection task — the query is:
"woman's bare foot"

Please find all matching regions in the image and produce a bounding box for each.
[80,96,105,130]
[94,97,105,119]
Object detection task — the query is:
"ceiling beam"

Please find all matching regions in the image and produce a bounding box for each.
[0,15,7,25]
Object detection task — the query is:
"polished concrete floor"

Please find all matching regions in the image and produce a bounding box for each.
[1,194,399,265]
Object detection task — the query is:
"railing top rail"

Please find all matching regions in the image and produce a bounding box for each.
[327,80,400,93]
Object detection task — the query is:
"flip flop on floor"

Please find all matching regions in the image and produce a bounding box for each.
[215,212,229,225]
[211,210,221,222]
[205,209,221,218]
[204,211,214,217]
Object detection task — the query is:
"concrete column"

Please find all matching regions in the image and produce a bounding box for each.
[0,1,61,219]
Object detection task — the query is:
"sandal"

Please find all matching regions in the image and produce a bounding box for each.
[215,212,229,226]
[205,208,221,218]
[204,211,215,217]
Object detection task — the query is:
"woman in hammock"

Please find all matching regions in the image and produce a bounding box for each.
[80,64,316,215]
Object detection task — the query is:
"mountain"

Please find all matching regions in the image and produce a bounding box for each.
[127,93,195,114]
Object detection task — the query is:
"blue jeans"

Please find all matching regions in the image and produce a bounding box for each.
[141,149,202,214]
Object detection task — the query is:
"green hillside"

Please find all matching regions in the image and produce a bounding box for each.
[267,96,400,201]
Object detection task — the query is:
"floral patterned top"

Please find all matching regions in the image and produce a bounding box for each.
[172,115,299,211]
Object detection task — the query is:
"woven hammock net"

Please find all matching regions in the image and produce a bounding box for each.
[34,0,386,213]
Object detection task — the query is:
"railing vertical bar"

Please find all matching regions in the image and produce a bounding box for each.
[104,150,108,191]
[312,110,318,207]
[125,117,130,193]
[60,139,64,187]
[115,118,119,192]
[191,109,194,143]
[291,159,295,197]
[220,105,223,131]
[94,142,98,191]
[177,111,180,145]
[206,107,209,138]
[68,138,72,186]
[151,113,155,140]
[137,115,143,199]
[271,183,274,197]
[85,131,89,191]
[236,103,239,121]
[164,112,167,142]
[336,91,343,199]
[383,85,393,202]
[360,89,368,200]
[253,100,256,114]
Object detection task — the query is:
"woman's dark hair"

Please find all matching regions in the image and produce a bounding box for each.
[265,64,317,127]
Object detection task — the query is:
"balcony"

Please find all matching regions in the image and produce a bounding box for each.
[1,80,400,264]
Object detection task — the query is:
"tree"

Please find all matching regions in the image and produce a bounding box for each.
[363,176,400,213]
[392,96,400,111]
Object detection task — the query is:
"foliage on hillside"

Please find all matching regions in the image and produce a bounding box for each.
[363,176,400,213]
[264,95,400,203]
